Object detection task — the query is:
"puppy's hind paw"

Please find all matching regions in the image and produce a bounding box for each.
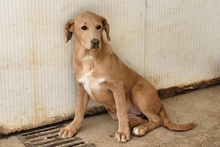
[132,127,146,137]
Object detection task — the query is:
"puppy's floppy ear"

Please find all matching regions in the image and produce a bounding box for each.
[65,19,75,43]
[101,16,111,41]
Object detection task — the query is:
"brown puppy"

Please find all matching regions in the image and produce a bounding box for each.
[59,11,195,143]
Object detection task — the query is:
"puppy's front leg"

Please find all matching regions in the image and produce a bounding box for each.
[59,83,89,138]
[109,81,130,143]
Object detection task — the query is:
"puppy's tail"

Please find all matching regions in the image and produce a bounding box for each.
[159,105,195,131]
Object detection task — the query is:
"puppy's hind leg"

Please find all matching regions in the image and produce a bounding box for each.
[128,115,148,129]
[132,113,162,136]
[131,82,163,136]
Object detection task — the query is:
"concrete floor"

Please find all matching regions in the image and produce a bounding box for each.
[0,84,220,147]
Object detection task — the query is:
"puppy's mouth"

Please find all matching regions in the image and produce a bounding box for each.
[91,44,99,49]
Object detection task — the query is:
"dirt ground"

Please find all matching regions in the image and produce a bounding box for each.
[0,84,220,147]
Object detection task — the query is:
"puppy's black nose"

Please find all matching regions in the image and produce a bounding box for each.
[91,39,99,48]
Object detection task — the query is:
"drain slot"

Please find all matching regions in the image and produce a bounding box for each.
[17,124,95,147]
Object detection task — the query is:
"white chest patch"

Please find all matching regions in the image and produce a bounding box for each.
[78,71,106,97]
[82,55,93,61]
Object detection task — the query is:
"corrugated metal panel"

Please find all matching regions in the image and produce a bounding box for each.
[0,0,77,133]
[0,0,220,134]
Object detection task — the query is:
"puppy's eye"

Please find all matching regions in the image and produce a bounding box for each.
[96,25,101,30]
[81,26,87,30]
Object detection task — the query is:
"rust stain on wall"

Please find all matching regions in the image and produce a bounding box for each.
[158,77,220,99]
[85,106,106,115]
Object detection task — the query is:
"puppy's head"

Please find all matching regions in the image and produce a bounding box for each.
[65,11,110,50]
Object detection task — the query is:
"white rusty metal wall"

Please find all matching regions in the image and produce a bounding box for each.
[0,0,220,134]
[145,0,220,89]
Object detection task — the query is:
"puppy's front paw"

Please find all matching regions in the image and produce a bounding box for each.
[115,131,130,143]
[58,126,77,138]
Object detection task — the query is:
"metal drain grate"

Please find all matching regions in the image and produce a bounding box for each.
[17,124,95,147]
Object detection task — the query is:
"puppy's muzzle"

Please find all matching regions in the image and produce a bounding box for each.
[91,39,100,49]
